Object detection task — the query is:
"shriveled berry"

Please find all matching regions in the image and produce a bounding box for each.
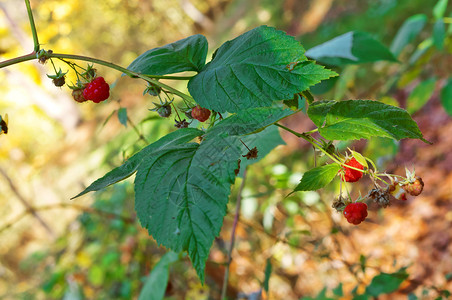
[402,176,424,196]
[191,105,211,122]
[53,76,66,87]
[343,202,368,225]
[72,89,87,103]
[83,77,110,103]
[341,157,364,182]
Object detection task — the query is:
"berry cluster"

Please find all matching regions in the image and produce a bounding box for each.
[332,152,424,225]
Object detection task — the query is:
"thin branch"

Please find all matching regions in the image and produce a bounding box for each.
[221,168,247,300]
[24,0,40,52]
[0,167,54,236]
[0,203,135,234]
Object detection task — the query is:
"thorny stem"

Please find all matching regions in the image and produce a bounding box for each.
[47,53,194,101]
[0,203,135,234]
[0,51,194,102]
[275,123,342,164]
[221,168,247,300]
[24,0,39,52]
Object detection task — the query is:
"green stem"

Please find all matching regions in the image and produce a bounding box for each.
[0,52,36,69]
[0,50,194,103]
[48,53,194,102]
[24,0,40,52]
[275,123,341,164]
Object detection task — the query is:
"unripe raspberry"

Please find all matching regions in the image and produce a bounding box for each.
[343,202,368,225]
[191,105,211,122]
[402,176,424,196]
[72,89,87,103]
[341,157,364,182]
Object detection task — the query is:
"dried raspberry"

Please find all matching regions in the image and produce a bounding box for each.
[83,77,110,103]
[191,105,211,122]
[72,89,87,103]
[343,202,368,225]
[341,157,364,182]
[402,176,424,196]
[53,76,66,87]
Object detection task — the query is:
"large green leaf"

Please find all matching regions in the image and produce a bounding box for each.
[237,125,286,177]
[138,252,179,300]
[406,78,436,114]
[188,26,336,113]
[305,31,398,66]
[205,106,294,138]
[308,100,428,142]
[134,107,292,281]
[127,34,208,75]
[72,128,203,199]
[390,14,427,57]
[293,164,341,192]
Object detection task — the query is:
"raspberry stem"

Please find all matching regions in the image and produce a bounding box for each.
[275,123,342,165]
[24,0,40,52]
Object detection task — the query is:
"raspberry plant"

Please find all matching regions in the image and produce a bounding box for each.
[0,0,431,287]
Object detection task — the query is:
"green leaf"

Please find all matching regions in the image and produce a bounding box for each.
[433,20,446,50]
[305,31,398,66]
[333,283,344,297]
[390,14,427,57]
[134,107,289,282]
[294,164,341,192]
[72,128,203,199]
[206,106,294,138]
[188,26,336,113]
[441,78,452,116]
[407,78,436,114]
[138,252,179,300]
[118,108,128,127]
[409,38,433,65]
[127,34,208,75]
[237,125,286,177]
[308,100,428,143]
[365,268,409,296]
[263,258,272,293]
[433,0,449,19]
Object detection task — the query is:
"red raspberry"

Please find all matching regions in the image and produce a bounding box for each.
[191,105,211,122]
[341,157,364,182]
[402,176,424,196]
[83,77,110,103]
[343,202,368,225]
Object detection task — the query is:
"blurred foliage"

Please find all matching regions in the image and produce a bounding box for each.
[0,0,451,299]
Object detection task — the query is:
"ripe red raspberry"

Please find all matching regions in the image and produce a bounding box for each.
[83,77,110,103]
[341,157,364,182]
[402,176,424,196]
[343,202,368,225]
[191,105,211,122]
